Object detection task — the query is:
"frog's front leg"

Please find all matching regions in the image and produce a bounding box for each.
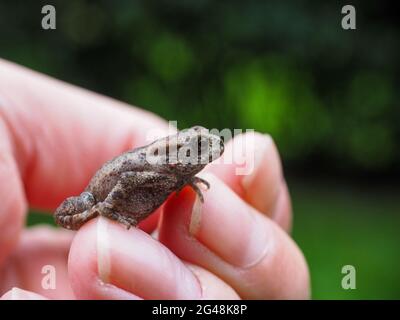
[185,176,210,203]
[191,176,210,190]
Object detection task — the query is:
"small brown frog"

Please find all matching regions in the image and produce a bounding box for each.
[54,126,224,230]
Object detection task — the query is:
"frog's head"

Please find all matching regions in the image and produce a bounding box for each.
[146,126,224,176]
[176,126,224,163]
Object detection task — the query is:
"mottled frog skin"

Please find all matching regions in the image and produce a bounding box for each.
[54,126,224,230]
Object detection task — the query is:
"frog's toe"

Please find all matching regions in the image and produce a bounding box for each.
[116,214,137,229]
[192,176,210,190]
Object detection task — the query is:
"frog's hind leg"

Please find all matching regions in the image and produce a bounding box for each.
[94,181,139,229]
[89,200,138,230]
[54,192,97,230]
[99,171,179,229]
[57,208,99,230]
[97,172,179,229]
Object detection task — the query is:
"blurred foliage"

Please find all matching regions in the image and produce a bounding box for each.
[291,179,400,299]
[0,0,398,175]
[1,0,399,299]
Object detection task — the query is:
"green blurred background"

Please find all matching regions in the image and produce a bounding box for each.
[1,1,399,299]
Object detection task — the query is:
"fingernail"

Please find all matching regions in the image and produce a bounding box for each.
[189,173,272,268]
[97,216,111,283]
[96,217,202,299]
[241,134,282,216]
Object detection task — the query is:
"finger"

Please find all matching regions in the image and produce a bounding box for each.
[0,226,75,299]
[206,132,291,231]
[0,59,165,259]
[68,217,240,299]
[185,263,240,300]
[137,207,162,234]
[0,120,25,267]
[0,59,167,211]
[159,174,310,299]
[1,287,48,300]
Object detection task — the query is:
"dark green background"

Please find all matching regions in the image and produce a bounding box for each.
[2,1,399,299]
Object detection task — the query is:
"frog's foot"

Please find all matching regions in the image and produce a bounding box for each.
[95,202,137,229]
[188,176,210,203]
[116,215,138,230]
[55,208,99,230]
[192,176,210,190]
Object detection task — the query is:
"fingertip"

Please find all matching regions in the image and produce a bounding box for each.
[69,216,201,300]
[162,174,271,268]
[206,132,287,225]
[68,218,136,299]
[160,175,309,299]
[1,287,48,300]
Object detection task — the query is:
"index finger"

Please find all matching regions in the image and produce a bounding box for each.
[0,59,166,265]
[206,132,292,231]
[0,59,167,209]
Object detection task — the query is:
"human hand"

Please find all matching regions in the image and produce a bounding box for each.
[0,59,309,300]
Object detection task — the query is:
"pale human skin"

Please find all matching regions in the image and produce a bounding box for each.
[0,59,309,300]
